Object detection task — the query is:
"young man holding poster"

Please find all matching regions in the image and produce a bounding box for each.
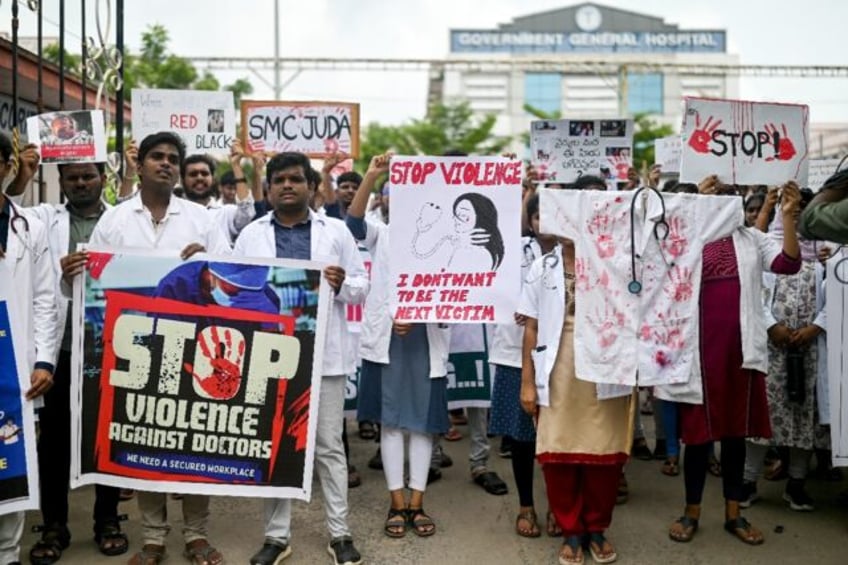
[80,132,230,565]
[0,133,59,565]
[233,152,368,565]
[7,157,128,562]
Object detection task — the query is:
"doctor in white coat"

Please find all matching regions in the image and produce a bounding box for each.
[0,133,59,565]
[233,151,369,565]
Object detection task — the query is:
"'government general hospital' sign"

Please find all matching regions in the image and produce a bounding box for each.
[450,31,726,54]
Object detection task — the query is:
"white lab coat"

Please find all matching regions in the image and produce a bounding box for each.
[1,203,59,373]
[517,245,630,407]
[354,218,450,378]
[233,210,370,376]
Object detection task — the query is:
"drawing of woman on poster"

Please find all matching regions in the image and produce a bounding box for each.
[412,192,505,272]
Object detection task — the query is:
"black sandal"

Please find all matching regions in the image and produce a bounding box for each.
[384,507,407,538]
[668,516,699,543]
[407,507,436,537]
[30,524,71,565]
[724,516,764,545]
[94,519,129,556]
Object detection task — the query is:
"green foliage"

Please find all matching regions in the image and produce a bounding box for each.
[43,44,82,74]
[521,103,562,145]
[632,112,675,168]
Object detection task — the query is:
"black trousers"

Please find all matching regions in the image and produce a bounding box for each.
[38,350,120,532]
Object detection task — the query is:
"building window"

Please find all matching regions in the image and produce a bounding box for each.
[524,73,561,115]
[627,72,663,115]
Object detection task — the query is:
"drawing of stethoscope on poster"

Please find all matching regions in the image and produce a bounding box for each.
[410,192,505,273]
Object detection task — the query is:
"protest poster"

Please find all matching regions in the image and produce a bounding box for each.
[530,119,634,184]
[807,158,841,191]
[0,272,39,515]
[827,250,848,468]
[446,324,492,409]
[388,155,522,324]
[26,109,107,164]
[654,135,682,174]
[70,248,332,500]
[241,101,360,158]
[131,89,236,156]
[679,97,810,186]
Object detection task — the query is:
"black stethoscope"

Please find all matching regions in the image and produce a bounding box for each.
[1,200,32,257]
[628,186,673,294]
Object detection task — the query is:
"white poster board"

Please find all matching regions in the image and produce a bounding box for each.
[26,109,107,164]
[680,97,809,186]
[827,251,848,467]
[388,156,522,324]
[131,89,236,156]
[654,135,682,174]
[530,119,633,184]
[807,158,841,191]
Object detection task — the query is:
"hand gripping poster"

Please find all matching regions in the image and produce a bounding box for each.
[70,249,331,500]
[388,155,522,324]
[0,270,39,515]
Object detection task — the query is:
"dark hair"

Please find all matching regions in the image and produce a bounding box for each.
[58,162,106,177]
[526,193,540,223]
[661,179,678,192]
[181,154,216,179]
[266,152,318,189]
[744,192,765,211]
[572,175,607,190]
[454,192,504,270]
[0,132,11,162]
[820,169,848,192]
[674,183,699,194]
[336,171,363,186]
[443,149,468,157]
[219,170,236,185]
[799,187,815,210]
[138,132,186,166]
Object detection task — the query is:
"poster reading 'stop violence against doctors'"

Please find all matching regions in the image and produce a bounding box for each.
[70,248,331,501]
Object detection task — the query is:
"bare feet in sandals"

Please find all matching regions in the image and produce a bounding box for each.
[127,544,166,565]
[515,508,541,538]
[184,539,224,565]
[546,510,563,537]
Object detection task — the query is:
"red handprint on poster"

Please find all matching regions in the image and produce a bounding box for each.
[185,325,247,400]
[764,123,796,162]
[687,113,722,154]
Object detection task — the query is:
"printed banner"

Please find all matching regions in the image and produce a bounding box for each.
[241,101,360,158]
[26,110,107,164]
[530,119,634,184]
[827,250,848,467]
[131,89,236,156]
[807,158,841,191]
[679,97,809,186]
[0,270,39,515]
[654,135,682,174]
[70,249,331,500]
[388,156,522,324]
[447,324,492,409]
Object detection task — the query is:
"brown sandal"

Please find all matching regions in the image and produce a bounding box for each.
[724,517,764,545]
[661,456,680,477]
[183,539,224,565]
[128,544,166,565]
[515,510,541,538]
[546,510,562,537]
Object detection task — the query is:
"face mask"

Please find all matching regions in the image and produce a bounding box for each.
[210,285,233,306]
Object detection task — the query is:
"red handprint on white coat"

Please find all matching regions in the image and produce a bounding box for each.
[661,216,689,258]
[185,326,246,400]
[587,211,617,259]
[663,266,694,303]
[764,123,797,162]
[688,113,722,154]
[588,303,626,348]
[574,258,592,292]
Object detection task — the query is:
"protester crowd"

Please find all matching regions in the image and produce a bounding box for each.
[1,117,847,565]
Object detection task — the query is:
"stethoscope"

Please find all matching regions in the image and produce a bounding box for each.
[525,251,560,290]
[628,186,673,294]
[1,200,32,258]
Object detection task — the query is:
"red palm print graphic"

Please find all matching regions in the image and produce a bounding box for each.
[661,216,689,258]
[608,154,630,180]
[688,113,722,154]
[184,326,246,400]
[587,211,616,259]
[588,304,626,348]
[764,123,796,162]
[663,266,694,303]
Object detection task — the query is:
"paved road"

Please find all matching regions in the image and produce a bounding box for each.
[20,422,848,564]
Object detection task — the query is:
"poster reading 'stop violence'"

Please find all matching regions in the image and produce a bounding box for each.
[0,273,40,515]
[680,97,810,186]
[70,249,331,500]
[241,100,360,158]
[388,155,522,324]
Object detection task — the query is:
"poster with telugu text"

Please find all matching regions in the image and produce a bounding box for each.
[679,97,809,186]
[806,158,841,191]
[70,248,331,500]
[0,270,40,515]
[388,156,522,324]
[131,89,236,156]
[530,118,634,184]
[26,109,107,164]
[241,100,360,158]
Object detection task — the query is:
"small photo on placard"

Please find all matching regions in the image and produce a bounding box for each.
[569,121,595,137]
[600,120,627,137]
[207,109,225,133]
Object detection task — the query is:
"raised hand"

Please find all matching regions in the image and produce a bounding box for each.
[780,181,801,217]
[124,140,139,174]
[322,151,349,174]
[764,123,797,162]
[688,113,722,154]
[367,152,392,176]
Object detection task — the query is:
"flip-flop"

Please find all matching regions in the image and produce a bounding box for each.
[668,516,699,543]
[724,517,764,545]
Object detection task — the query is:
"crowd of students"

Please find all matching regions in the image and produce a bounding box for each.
[1,126,847,565]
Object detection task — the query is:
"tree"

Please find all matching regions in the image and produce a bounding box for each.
[632,112,675,168]
[43,44,82,73]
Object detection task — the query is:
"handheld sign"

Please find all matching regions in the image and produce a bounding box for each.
[654,135,682,174]
[388,155,522,324]
[530,119,634,184]
[131,89,236,156]
[680,97,809,186]
[806,158,841,191]
[26,109,107,164]
[241,101,360,158]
